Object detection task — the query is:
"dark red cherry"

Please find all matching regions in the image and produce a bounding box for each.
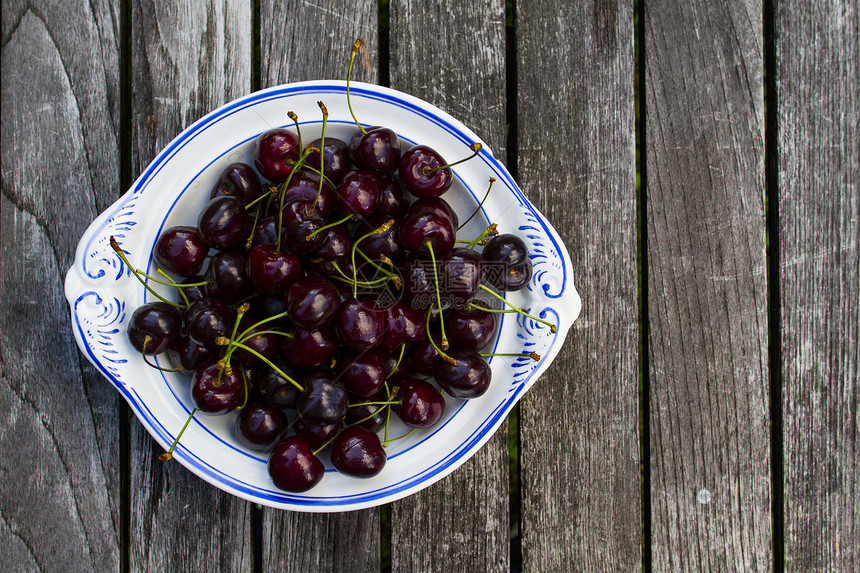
[434,350,492,399]
[283,170,335,217]
[399,256,437,309]
[153,226,209,278]
[334,298,384,351]
[439,247,485,305]
[481,234,533,291]
[127,302,182,354]
[283,217,328,255]
[398,144,453,198]
[399,200,456,256]
[376,176,410,218]
[179,274,207,304]
[205,250,252,304]
[446,306,496,351]
[197,195,251,250]
[304,137,351,184]
[210,162,263,206]
[337,348,387,397]
[344,391,387,433]
[246,243,302,296]
[410,197,458,228]
[355,214,404,263]
[335,170,380,217]
[280,199,324,226]
[168,333,216,375]
[281,325,338,370]
[235,402,288,451]
[191,359,246,414]
[185,298,236,349]
[251,295,291,329]
[349,126,401,176]
[407,338,440,376]
[312,224,353,261]
[293,418,343,451]
[231,325,280,368]
[252,215,279,247]
[258,360,303,410]
[380,301,427,352]
[331,426,386,478]
[393,378,445,429]
[285,276,340,329]
[254,128,300,183]
[296,372,349,425]
[268,436,325,492]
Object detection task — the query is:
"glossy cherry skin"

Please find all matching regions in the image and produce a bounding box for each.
[380,301,427,352]
[268,436,325,492]
[281,325,338,370]
[231,325,280,368]
[191,359,246,414]
[481,234,533,291]
[349,126,401,175]
[252,215,279,247]
[337,348,387,397]
[354,214,404,263]
[399,199,456,256]
[153,226,209,277]
[331,426,387,478]
[305,137,351,184]
[283,170,335,217]
[335,170,380,217]
[446,306,496,351]
[377,176,410,218]
[293,418,343,451]
[283,217,328,256]
[168,333,216,375]
[344,391,387,432]
[210,162,263,205]
[312,224,352,262]
[205,250,252,304]
[258,361,303,410]
[286,276,340,329]
[407,338,440,376]
[398,144,453,198]
[439,248,485,305]
[251,295,291,329]
[399,256,437,309]
[410,197,458,228]
[254,128,301,183]
[235,402,288,451]
[296,372,349,425]
[246,243,302,296]
[334,298,384,351]
[185,298,235,349]
[434,350,492,399]
[393,378,445,429]
[179,275,208,304]
[127,302,182,354]
[197,195,251,250]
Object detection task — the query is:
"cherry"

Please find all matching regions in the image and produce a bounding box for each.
[258,360,303,410]
[399,199,456,256]
[334,298,384,351]
[348,127,401,176]
[205,250,252,304]
[296,371,349,425]
[377,176,410,218]
[337,348,387,397]
[246,244,302,296]
[168,333,216,375]
[481,234,533,291]
[293,418,343,451]
[153,226,209,278]
[252,295,291,328]
[354,214,404,263]
[330,426,386,478]
[380,301,427,352]
[252,215,279,247]
[446,305,496,351]
[210,162,263,206]
[398,145,453,198]
[179,274,208,303]
[400,256,437,309]
[254,128,301,183]
[268,436,325,492]
[283,170,335,217]
[433,350,492,399]
[197,195,251,250]
[335,170,380,216]
[282,216,328,255]
[235,402,288,451]
[185,298,236,349]
[304,137,351,184]
[285,275,340,328]
[410,197,459,228]
[407,337,440,376]
[393,378,445,429]
[344,391,387,432]
[191,359,246,414]
[439,247,485,305]
[312,224,353,262]
[281,325,338,370]
[230,324,280,368]
[127,302,182,354]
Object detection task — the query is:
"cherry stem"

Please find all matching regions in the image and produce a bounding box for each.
[235,310,291,342]
[387,343,406,379]
[352,219,395,298]
[466,223,499,249]
[355,248,402,289]
[424,240,448,350]
[159,407,198,462]
[154,268,190,306]
[425,309,458,366]
[346,39,366,134]
[347,404,389,429]
[110,237,185,308]
[276,148,314,250]
[140,337,181,372]
[305,213,353,241]
[237,366,249,410]
[468,303,520,314]
[308,101,328,215]
[287,111,302,152]
[330,261,392,288]
[382,428,417,447]
[302,164,336,188]
[348,400,399,408]
[458,177,495,230]
[481,351,541,361]
[478,284,558,333]
[217,338,304,392]
[423,142,482,175]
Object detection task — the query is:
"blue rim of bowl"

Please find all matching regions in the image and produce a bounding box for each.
[72,81,573,509]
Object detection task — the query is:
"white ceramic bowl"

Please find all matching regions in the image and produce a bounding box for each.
[64,81,581,512]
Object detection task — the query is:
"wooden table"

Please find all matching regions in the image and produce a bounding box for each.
[2,0,857,570]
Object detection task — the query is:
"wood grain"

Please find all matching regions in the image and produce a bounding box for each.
[1,0,122,570]
[644,0,771,569]
[775,1,860,570]
[388,1,510,571]
[128,1,253,569]
[258,2,382,571]
[516,0,642,570]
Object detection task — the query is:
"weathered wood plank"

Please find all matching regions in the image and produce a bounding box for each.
[388,1,509,571]
[1,0,122,570]
[776,1,860,570]
[128,1,254,569]
[644,0,771,569]
[258,3,381,571]
[516,0,641,570]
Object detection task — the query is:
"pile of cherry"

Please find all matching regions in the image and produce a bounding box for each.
[117,99,551,493]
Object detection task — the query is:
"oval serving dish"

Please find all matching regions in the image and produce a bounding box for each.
[64,80,581,512]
